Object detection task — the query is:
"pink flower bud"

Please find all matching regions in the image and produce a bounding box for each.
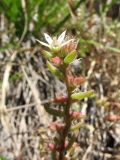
[105,114,120,121]
[51,96,78,104]
[51,57,62,65]
[51,96,68,103]
[70,111,85,119]
[48,143,55,151]
[67,76,86,87]
[74,77,86,85]
[49,122,65,131]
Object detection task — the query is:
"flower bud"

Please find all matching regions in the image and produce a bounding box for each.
[105,114,120,121]
[51,96,68,103]
[67,76,86,87]
[51,57,62,65]
[70,111,85,119]
[49,122,65,131]
[48,143,55,151]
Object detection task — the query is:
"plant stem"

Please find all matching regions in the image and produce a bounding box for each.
[58,66,72,160]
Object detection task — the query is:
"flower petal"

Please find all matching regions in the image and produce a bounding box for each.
[44,33,53,44]
[36,39,50,48]
[58,30,66,43]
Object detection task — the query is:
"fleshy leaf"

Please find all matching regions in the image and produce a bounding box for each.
[64,50,77,64]
[70,123,93,132]
[42,50,53,58]
[47,61,63,78]
[45,106,64,117]
[70,122,84,132]
[71,90,94,100]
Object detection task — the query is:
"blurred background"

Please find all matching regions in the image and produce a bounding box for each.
[0,0,120,160]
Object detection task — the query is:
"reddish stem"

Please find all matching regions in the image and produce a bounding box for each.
[58,65,72,160]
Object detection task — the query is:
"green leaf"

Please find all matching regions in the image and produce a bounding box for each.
[70,123,93,132]
[64,50,77,64]
[105,46,120,53]
[47,61,63,78]
[71,90,95,100]
[42,50,53,58]
[45,106,64,117]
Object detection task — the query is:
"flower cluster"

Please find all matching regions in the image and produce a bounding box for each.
[37,31,77,55]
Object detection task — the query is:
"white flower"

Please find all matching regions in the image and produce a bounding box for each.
[36,31,74,51]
